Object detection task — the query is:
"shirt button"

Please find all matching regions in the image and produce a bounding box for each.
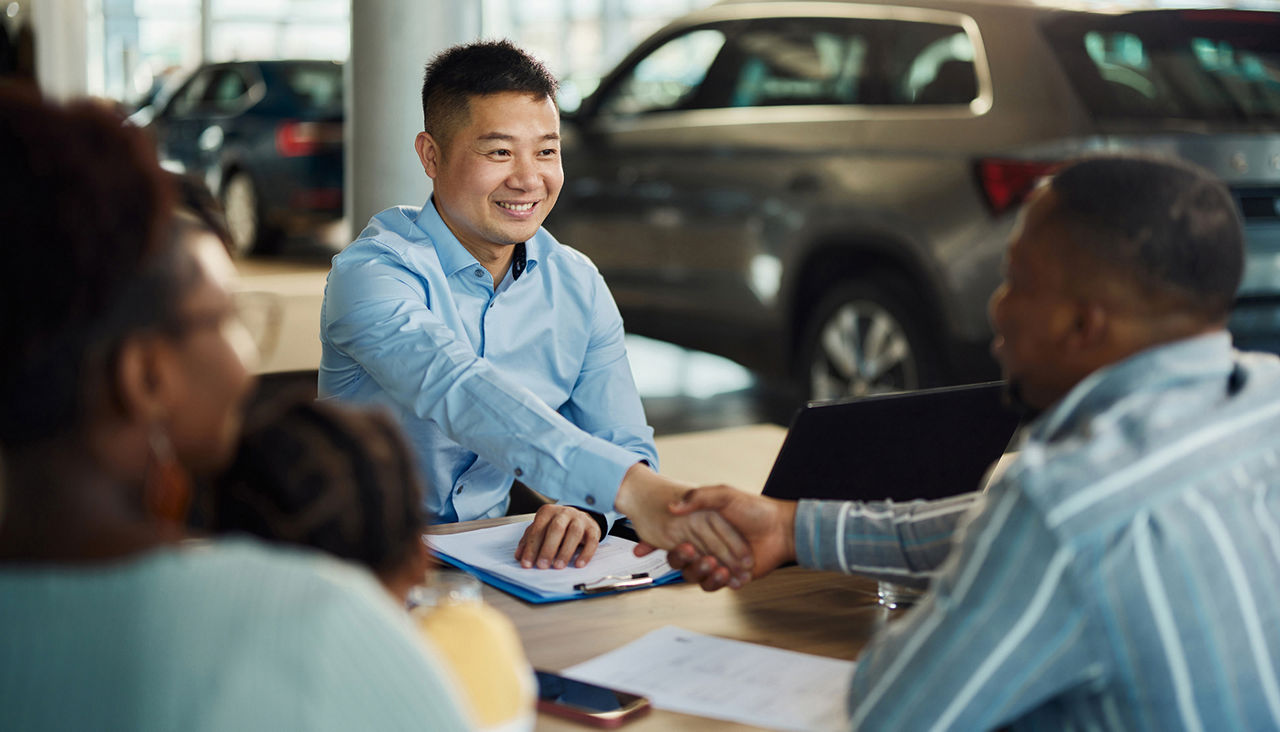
[584,495,596,506]
[456,485,465,494]
[514,468,523,477]
[473,269,484,278]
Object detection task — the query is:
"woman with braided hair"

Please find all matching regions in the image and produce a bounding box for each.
[0,88,469,731]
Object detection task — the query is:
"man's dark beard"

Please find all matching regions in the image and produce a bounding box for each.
[1002,380,1044,421]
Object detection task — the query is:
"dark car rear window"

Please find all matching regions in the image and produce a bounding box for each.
[1043,10,1280,124]
[282,63,343,113]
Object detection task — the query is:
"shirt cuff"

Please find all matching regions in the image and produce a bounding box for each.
[793,499,837,570]
[561,438,640,512]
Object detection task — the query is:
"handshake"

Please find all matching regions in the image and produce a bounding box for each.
[614,463,798,592]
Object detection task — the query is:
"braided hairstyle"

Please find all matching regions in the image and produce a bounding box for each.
[210,396,429,580]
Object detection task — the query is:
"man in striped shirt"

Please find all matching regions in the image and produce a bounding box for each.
[661,156,1280,729]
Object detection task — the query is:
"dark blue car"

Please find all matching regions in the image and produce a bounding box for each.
[142,59,344,256]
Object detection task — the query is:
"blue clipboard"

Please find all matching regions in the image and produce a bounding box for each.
[433,551,683,604]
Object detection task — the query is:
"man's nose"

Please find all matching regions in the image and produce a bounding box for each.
[506,155,541,191]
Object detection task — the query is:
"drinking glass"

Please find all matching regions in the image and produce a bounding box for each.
[407,568,483,611]
[876,580,925,609]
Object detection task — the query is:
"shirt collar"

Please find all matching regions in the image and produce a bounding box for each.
[414,196,542,279]
[1028,331,1236,443]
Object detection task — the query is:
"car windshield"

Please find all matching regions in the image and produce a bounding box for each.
[1043,10,1280,124]
[282,63,343,113]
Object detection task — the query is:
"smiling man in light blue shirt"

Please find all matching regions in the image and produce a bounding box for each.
[318,41,745,572]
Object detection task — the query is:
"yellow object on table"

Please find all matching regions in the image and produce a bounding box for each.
[413,593,536,731]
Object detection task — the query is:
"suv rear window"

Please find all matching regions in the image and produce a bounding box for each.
[594,16,978,116]
[1044,10,1280,123]
[283,63,344,113]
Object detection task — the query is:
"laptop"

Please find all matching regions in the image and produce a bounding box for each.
[760,381,1022,503]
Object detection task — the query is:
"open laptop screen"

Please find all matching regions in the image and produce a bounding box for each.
[761,382,1021,503]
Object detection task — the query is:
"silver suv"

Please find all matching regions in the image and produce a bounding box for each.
[549,0,1280,401]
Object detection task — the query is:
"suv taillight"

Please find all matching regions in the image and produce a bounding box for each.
[275,121,343,157]
[976,159,1061,216]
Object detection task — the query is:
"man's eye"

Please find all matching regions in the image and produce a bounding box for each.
[488,149,511,158]
[539,148,559,157]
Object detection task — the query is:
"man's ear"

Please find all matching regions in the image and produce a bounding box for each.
[1066,300,1109,353]
[415,131,441,180]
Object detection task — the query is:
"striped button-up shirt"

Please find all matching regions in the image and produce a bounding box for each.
[794,332,1280,730]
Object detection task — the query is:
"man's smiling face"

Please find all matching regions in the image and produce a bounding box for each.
[420,91,563,258]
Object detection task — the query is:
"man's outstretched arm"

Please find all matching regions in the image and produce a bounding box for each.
[656,481,1105,728]
[655,486,977,590]
[519,265,658,568]
[843,481,1104,730]
[324,255,750,570]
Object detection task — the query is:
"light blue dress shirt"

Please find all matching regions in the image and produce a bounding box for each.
[795,332,1280,730]
[319,199,657,523]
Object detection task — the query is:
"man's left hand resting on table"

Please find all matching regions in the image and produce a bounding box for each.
[514,505,602,569]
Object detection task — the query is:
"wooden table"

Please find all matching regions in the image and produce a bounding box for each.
[433,424,897,731]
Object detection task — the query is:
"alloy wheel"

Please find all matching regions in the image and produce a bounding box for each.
[808,299,919,401]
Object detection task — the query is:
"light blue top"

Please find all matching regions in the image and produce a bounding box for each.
[795,332,1280,730]
[319,199,657,524]
[0,539,471,732]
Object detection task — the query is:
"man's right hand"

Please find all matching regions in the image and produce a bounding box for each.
[612,463,754,574]
[655,486,798,592]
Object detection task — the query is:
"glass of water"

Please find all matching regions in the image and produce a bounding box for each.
[407,568,483,610]
[877,580,925,609]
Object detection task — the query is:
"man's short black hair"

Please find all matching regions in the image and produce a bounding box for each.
[1049,155,1244,320]
[420,39,558,147]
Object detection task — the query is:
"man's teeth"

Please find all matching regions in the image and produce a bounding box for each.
[498,202,535,212]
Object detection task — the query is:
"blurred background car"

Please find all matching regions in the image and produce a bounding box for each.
[138,59,344,257]
[548,0,1280,403]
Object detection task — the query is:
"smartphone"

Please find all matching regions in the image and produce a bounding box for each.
[535,669,651,728]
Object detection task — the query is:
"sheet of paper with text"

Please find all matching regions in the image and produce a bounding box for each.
[565,625,855,731]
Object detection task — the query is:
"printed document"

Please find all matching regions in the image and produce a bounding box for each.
[426,520,674,599]
[564,626,855,732]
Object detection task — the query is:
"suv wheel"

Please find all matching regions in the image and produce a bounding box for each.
[799,279,938,402]
[223,172,267,257]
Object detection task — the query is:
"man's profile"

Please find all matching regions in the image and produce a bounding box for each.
[661,155,1280,729]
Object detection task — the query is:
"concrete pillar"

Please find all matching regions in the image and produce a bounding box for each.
[602,0,629,68]
[31,0,89,100]
[199,0,211,64]
[347,1,480,243]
